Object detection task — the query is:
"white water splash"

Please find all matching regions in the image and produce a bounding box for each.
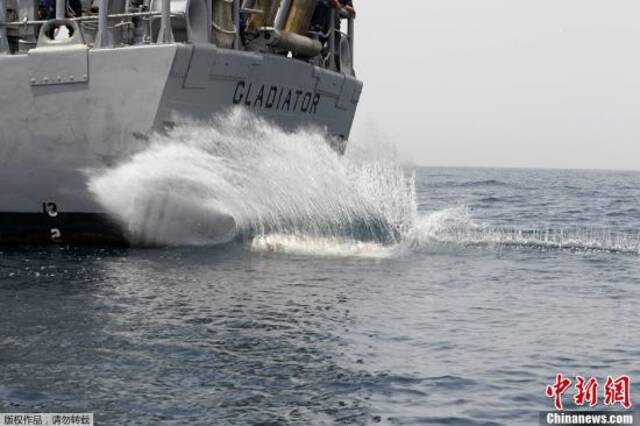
[251,234,394,258]
[88,110,639,257]
[88,110,416,248]
[405,206,640,256]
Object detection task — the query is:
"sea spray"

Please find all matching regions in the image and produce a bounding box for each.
[404,206,640,256]
[88,110,417,247]
[87,110,639,256]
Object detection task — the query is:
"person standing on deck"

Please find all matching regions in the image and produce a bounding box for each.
[311,0,356,34]
[330,0,355,20]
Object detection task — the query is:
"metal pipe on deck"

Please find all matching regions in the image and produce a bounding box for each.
[0,0,10,54]
[157,0,174,42]
[56,0,65,19]
[245,0,278,34]
[274,0,291,30]
[94,0,114,48]
[281,0,316,35]
[233,0,240,49]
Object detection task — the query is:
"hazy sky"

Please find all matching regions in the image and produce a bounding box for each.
[351,1,640,170]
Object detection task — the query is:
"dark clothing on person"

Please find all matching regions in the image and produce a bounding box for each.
[38,0,56,20]
[334,0,354,8]
[310,0,331,34]
[69,0,82,16]
[337,0,354,13]
[38,0,82,19]
[310,0,353,34]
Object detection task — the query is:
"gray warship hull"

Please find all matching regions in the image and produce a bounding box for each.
[0,43,362,244]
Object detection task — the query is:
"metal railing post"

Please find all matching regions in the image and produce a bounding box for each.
[56,0,65,19]
[328,8,335,70]
[94,0,114,47]
[233,0,240,49]
[347,17,353,68]
[157,0,174,42]
[0,0,10,54]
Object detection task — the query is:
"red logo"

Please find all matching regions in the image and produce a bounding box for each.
[546,373,572,410]
[574,376,599,407]
[546,374,632,410]
[604,375,632,409]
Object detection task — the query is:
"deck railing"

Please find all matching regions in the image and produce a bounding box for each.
[2,10,171,27]
[233,0,240,49]
[0,0,355,73]
[0,0,9,53]
[347,16,354,65]
[158,0,174,43]
[55,0,64,19]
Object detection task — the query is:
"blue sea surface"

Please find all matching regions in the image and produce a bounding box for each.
[1,167,639,425]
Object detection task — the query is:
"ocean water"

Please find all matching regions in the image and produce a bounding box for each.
[1,116,639,425]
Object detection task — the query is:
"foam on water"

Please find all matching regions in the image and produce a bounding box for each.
[251,234,395,258]
[406,206,640,256]
[88,110,640,257]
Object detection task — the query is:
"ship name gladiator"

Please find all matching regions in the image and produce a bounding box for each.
[233,81,320,114]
